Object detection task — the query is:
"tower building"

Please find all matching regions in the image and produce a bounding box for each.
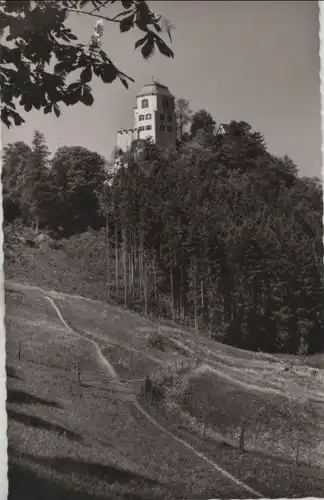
[116,81,177,154]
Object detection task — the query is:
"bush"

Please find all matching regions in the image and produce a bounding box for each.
[147,332,165,350]
[141,375,165,403]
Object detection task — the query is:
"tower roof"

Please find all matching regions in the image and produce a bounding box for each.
[136,81,173,98]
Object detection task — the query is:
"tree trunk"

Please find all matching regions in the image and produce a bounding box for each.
[180,263,185,323]
[139,236,143,301]
[122,227,127,308]
[200,278,204,308]
[115,224,119,296]
[170,250,175,322]
[239,426,245,453]
[194,256,198,333]
[144,254,148,316]
[105,217,110,301]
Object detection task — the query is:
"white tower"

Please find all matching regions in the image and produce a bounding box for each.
[133,81,177,149]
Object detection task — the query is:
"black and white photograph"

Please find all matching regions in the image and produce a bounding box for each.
[1,1,323,499]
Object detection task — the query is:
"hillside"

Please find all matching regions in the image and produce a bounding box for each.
[5,278,324,499]
[4,223,218,338]
[4,224,116,302]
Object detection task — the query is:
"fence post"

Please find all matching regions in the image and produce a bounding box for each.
[295,437,300,466]
[77,361,81,384]
[176,408,180,428]
[202,421,206,440]
[239,426,245,454]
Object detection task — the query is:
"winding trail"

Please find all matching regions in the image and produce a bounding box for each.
[44,294,262,498]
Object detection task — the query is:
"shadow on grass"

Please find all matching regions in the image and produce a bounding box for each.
[8,461,111,500]
[7,388,62,409]
[248,446,318,470]
[18,452,161,487]
[6,366,21,380]
[7,409,81,442]
[8,456,177,500]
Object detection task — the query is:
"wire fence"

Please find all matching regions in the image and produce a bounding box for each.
[8,341,320,468]
[9,340,145,396]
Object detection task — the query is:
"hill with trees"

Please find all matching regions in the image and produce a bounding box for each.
[3,106,324,356]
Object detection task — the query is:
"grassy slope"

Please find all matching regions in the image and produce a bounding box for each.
[4,227,111,302]
[6,287,252,500]
[5,225,324,498]
[5,283,324,499]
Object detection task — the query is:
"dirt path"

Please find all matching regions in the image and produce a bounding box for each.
[44,293,262,498]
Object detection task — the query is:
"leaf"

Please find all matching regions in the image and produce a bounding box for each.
[135,34,147,49]
[24,102,33,112]
[154,35,174,58]
[80,87,94,106]
[100,64,117,84]
[80,66,92,83]
[44,104,52,114]
[153,22,162,33]
[54,61,67,74]
[119,77,129,89]
[121,0,133,8]
[65,84,83,105]
[120,13,135,33]
[12,110,25,126]
[53,103,60,117]
[141,36,154,59]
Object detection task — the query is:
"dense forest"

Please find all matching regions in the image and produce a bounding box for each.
[3,102,324,355]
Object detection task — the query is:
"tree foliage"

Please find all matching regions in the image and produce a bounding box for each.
[3,112,323,356]
[190,109,215,140]
[175,97,192,141]
[0,0,174,127]
[49,145,107,234]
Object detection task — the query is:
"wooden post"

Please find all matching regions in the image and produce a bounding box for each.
[105,216,110,301]
[176,408,180,428]
[202,421,206,440]
[295,437,300,466]
[239,426,245,453]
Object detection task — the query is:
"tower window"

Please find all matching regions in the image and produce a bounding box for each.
[141,98,149,108]
[160,125,165,131]
[167,126,172,132]
[163,99,169,109]
[139,126,145,131]
[145,125,152,130]
[160,114,165,120]
[145,113,152,120]
[167,115,172,122]
[139,115,144,121]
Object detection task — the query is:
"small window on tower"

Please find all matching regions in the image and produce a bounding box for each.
[167,126,172,132]
[139,126,145,131]
[146,125,152,130]
[146,113,152,120]
[142,99,149,108]
[167,115,172,122]
[160,125,165,131]
[139,115,144,121]
[163,99,169,109]
[160,114,165,120]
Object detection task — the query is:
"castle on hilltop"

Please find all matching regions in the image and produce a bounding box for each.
[116,80,177,157]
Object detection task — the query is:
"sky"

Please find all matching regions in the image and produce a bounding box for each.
[2,1,321,177]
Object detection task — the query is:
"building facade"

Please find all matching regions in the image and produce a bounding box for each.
[116,81,177,154]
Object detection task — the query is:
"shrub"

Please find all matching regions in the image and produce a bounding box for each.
[147,332,165,350]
